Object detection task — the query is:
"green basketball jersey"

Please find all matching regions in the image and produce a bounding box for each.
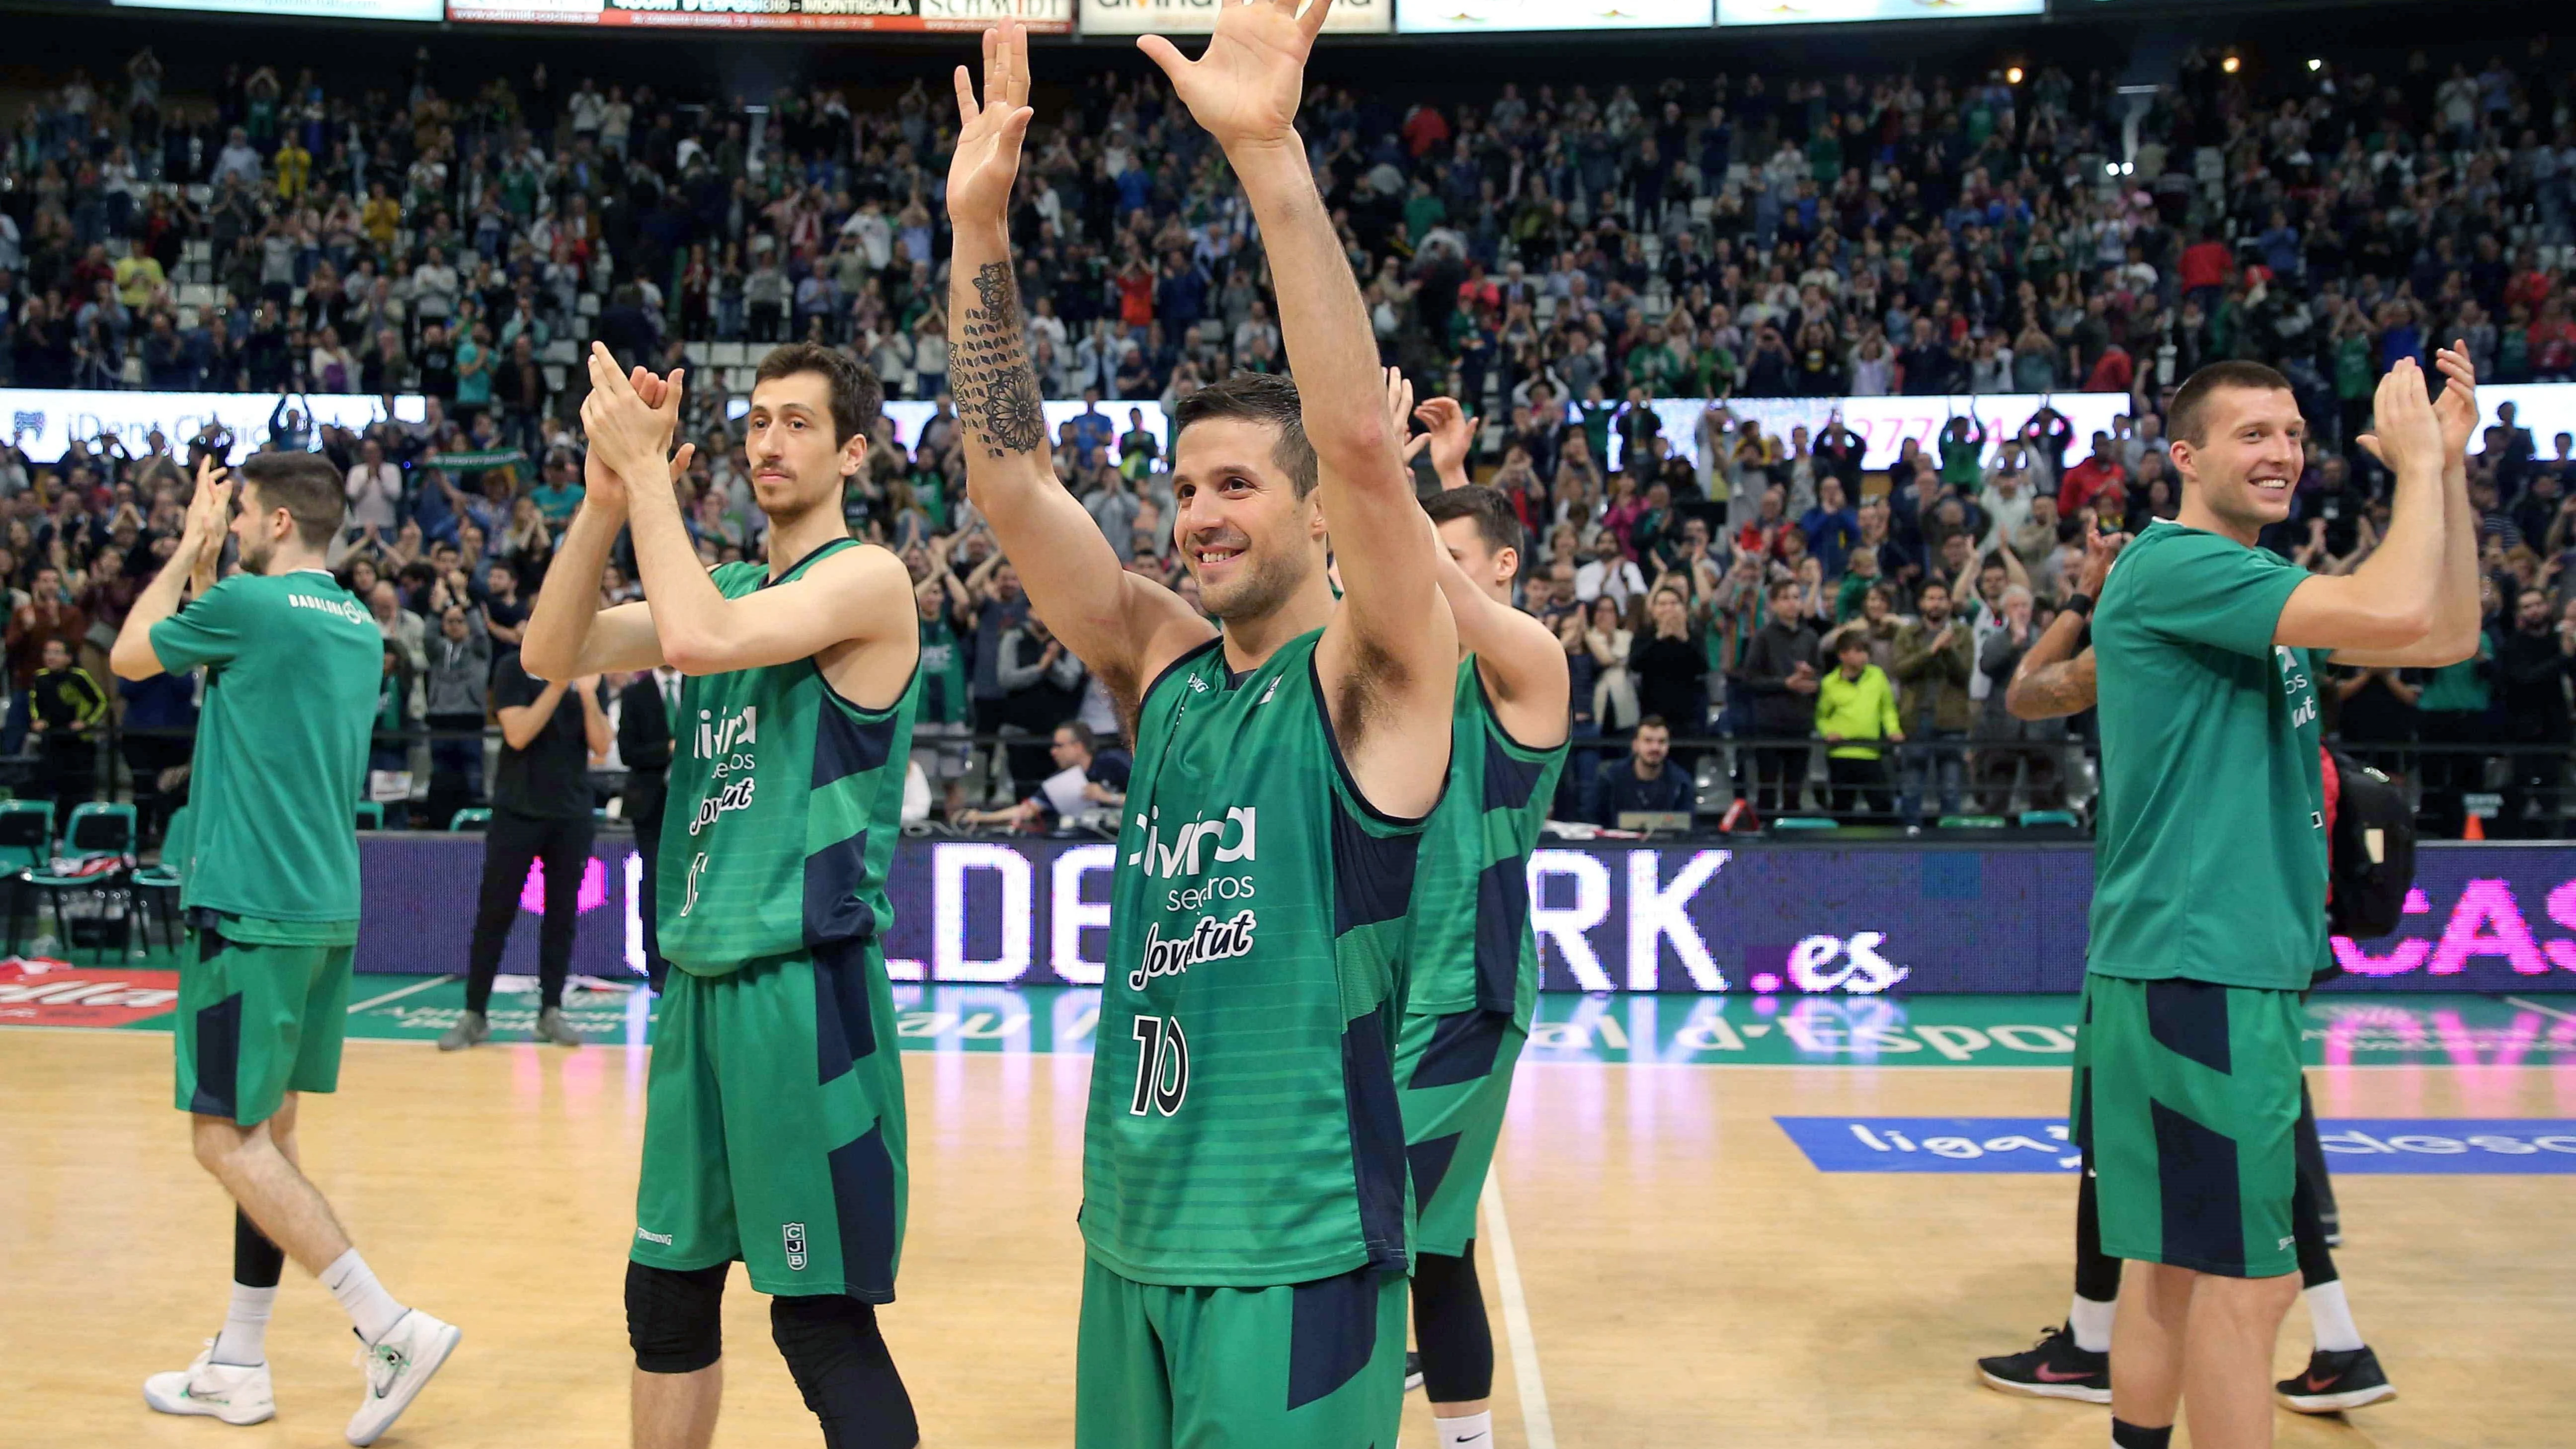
[658,540,920,973]
[1406,660,1568,1024]
[147,569,379,941]
[2089,520,2327,990]
[1083,630,1431,1288]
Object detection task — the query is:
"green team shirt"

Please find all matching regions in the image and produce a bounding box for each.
[148,570,379,944]
[2089,520,2327,989]
[917,613,968,726]
[1083,630,1431,1288]
[657,540,920,972]
[1406,660,1567,1024]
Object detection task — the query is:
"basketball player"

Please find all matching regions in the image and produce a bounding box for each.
[522,342,924,1449]
[1975,526,2395,1413]
[1379,378,1571,1447]
[2076,354,2475,1449]
[948,16,1457,1447]
[112,454,460,1445]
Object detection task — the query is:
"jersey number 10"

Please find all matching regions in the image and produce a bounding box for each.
[1128,1015,1190,1118]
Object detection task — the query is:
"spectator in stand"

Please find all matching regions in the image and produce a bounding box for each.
[1739,578,1821,815]
[2495,588,2574,838]
[954,722,1130,833]
[2058,434,2126,520]
[27,636,107,829]
[1815,627,1900,818]
[1591,716,1693,825]
[1892,579,1976,825]
[420,602,492,829]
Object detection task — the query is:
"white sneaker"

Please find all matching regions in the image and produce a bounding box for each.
[143,1342,276,1426]
[344,1309,461,1447]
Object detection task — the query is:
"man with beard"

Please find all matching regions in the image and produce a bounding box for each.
[947,16,1458,1446]
[524,340,926,1449]
[113,454,460,1444]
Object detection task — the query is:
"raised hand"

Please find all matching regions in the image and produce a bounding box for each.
[2430,337,2478,461]
[581,343,684,490]
[1415,397,1479,484]
[1137,0,1329,152]
[2356,358,2445,480]
[582,362,669,511]
[948,21,1035,227]
[1380,367,1420,458]
[182,454,233,550]
[2076,524,2130,598]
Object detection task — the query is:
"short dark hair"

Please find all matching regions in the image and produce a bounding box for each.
[1636,715,1670,734]
[1056,720,1097,753]
[239,451,345,549]
[1769,578,1801,600]
[1422,484,1524,567]
[2167,361,2295,447]
[754,342,883,448]
[1174,373,1318,498]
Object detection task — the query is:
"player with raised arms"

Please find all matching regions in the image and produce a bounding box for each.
[1974,345,2487,1421]
[2070,351,2477,1449]
[1382,374,1572,1449]
[947,13,1457,1445]
[115,453,460,1446]
[522,342,924,1449]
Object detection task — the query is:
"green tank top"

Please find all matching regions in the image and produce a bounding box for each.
[1082,629,1431,1288]
[657,540,920,973]
[1406,660,1568,1024]
[917,615,968,725]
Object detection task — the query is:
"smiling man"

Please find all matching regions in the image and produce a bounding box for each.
[947,15,1457,1447]
[2079,356,2478,1449]
[522,341,925,1449]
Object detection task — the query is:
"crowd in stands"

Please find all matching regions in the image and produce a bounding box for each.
[4,31,2576,835]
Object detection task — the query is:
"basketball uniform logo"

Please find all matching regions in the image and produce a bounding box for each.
[782,1222,808,1272]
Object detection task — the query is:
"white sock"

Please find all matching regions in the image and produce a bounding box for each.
[1434,1410,1494,1447]
[210,1284,276,1367]
[320,1249,408,1345]
[2305,1279,2365,1353]
[2068,1293,2116,1354]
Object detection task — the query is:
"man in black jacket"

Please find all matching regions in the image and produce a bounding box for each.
[441,656,609,1049]
[2496,588,2575,838]
[618,664,682,989]
[1740,579,1822,814]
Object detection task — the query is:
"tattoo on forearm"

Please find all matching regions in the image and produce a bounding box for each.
[952,262,1046,457]
[2009,658,2096,721]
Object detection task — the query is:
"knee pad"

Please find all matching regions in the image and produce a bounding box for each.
[1413,1244,1495,1403]
[627,1261,728,1374]
[771,1294,919,1449]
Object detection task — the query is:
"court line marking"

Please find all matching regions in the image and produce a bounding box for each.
[1480,1174,1557,1449]
[2505,995,2576,1025]
[346,974,457,1014]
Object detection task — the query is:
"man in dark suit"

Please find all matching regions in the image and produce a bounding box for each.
[618,664,681,990]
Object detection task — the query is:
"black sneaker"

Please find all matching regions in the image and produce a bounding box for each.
[1403,1351,1424,1394]
[2276,1345,2395,1413]
[1976,1325,2110,1404]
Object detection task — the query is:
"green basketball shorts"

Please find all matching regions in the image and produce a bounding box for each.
[632,937,908,1300]
[2072,973,2304,1279]
[1397,1006,1528,1258]
[174,919,351,1127]
[1074,1254,1407,1449]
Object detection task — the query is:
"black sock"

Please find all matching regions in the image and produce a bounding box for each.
[2073,1168,2121,1302]
[771,1295,919,1449]
[235,1208,285,1289]
[1413,1243,1495,1402]
[2111,1420,2174,1449]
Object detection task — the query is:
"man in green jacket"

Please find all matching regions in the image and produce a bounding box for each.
[1815,629,1902,817]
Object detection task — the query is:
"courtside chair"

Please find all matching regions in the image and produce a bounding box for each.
[449,807,492,831]
[0,798,51,871]
[132,805,188,957]
[19,802,140,963]
[355,801,386,831]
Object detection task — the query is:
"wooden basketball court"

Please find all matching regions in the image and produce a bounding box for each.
[7,990,2573,1448]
